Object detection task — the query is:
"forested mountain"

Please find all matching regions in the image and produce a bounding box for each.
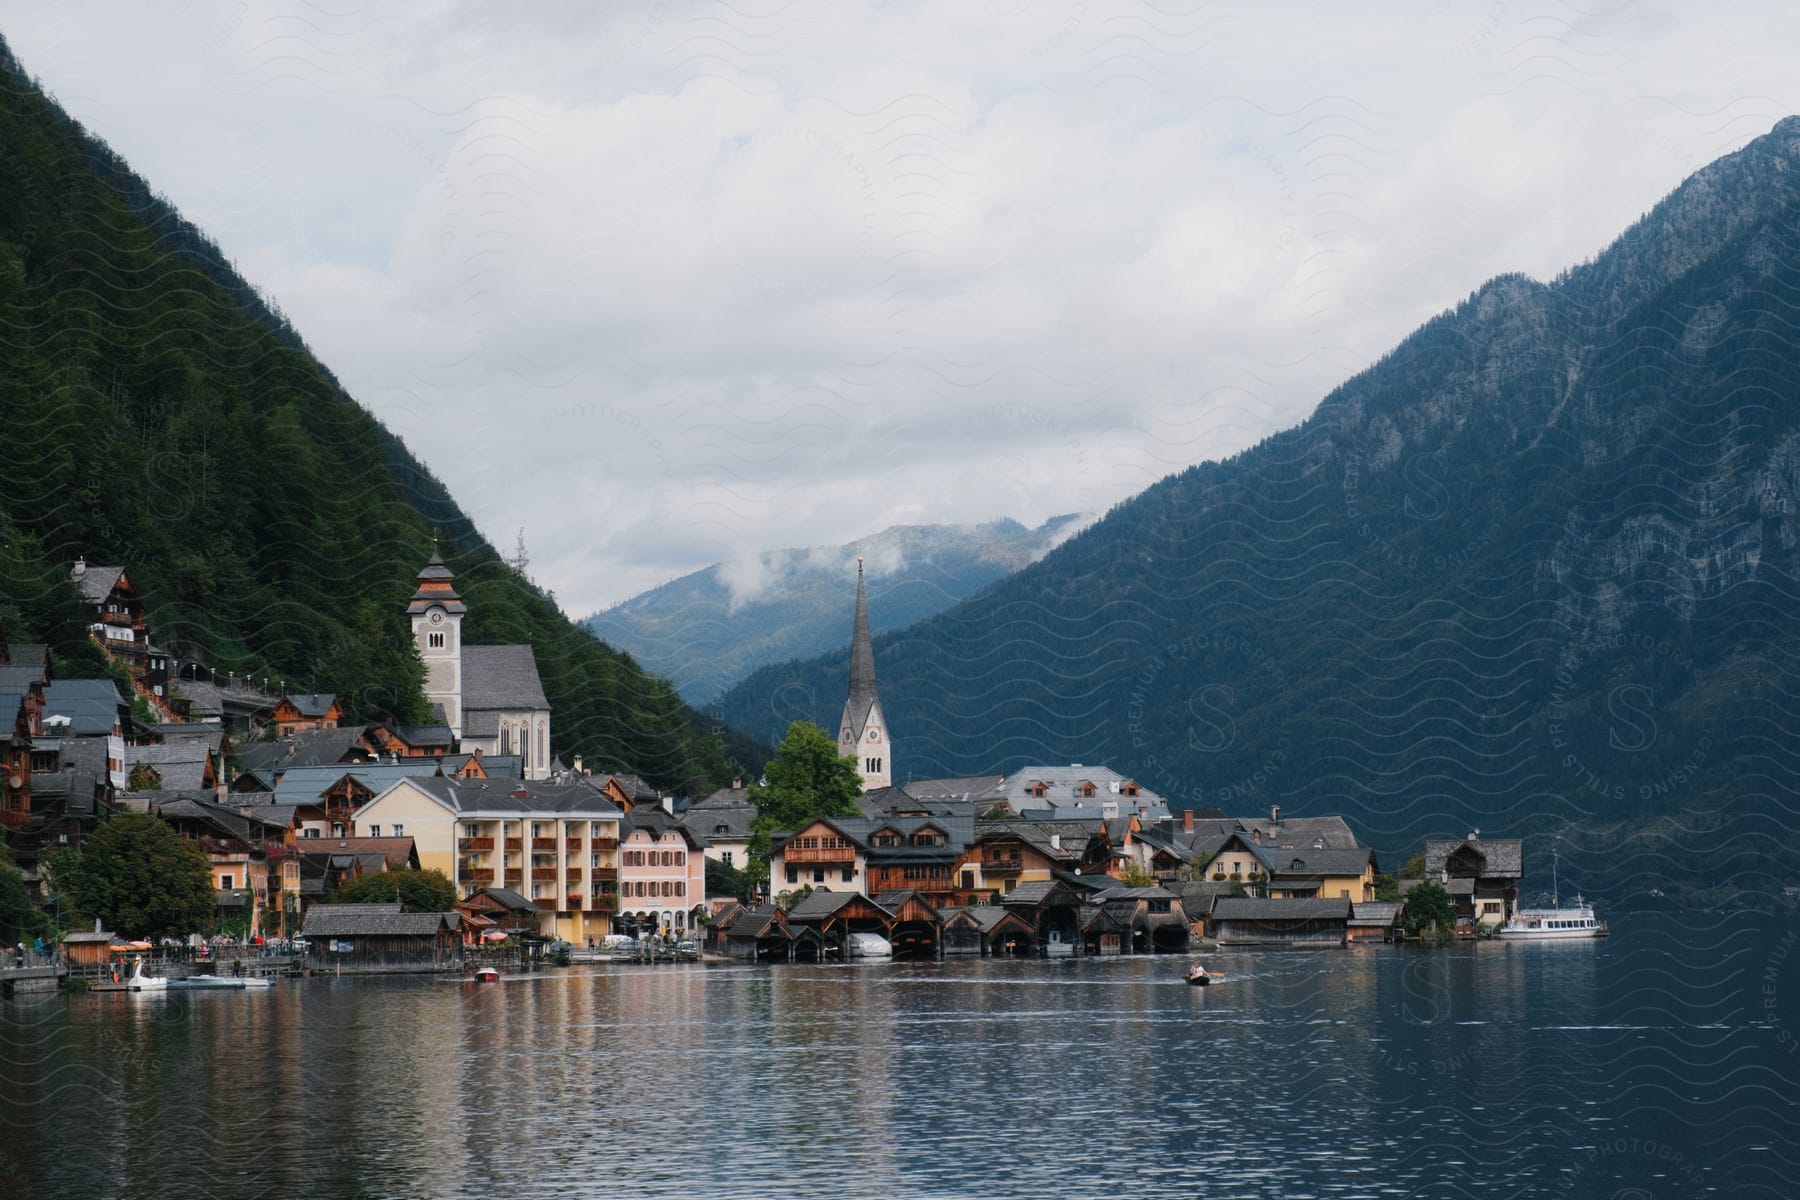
[720,118,1800,902]
[0,35,757,796]
[583,516,1087,703]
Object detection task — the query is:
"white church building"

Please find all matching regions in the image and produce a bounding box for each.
[838,557,891,791]
[408,550,553,780]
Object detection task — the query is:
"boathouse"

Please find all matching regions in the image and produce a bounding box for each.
[723,905,789,962]
[1209,896,1350,946]
[784,890,897,960]
[871,889,944,959]
[301,902,461,972]
[1347,900,1404,943]
[941,906,1038,956]
[1000,880,1084,955]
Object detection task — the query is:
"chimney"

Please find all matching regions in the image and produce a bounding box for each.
[732,777,742,790]
[1050,834,1061,851]
[572,754,583,775]
[1270,804,1281,830]
[1252,829,1262,845]
[1182,809,1194,834]
[72,557,87,579]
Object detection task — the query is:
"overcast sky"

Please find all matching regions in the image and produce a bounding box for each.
[3,1,1797,613]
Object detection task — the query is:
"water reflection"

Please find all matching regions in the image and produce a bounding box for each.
[2,918,1796,1198]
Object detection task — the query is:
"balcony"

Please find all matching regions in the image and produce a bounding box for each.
[464,868,495,884]
[534,898,558,911]
[783,845,855,864]
[503,840,521,854]
[532,837,556,850]
[590,837,618,851]
[531,867,557,881]
[590,867,618,883]
[564,838,582,853]
[589,894,617,914]
[566,894,584,909]
[564,868,582,882]
[459,837,494,851]
[981,855,1022,872]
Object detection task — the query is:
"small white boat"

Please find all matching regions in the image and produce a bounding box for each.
[1044,930,1074,958]
[847,932,892,959]
[472,966,502,983]
[125,959,168,992]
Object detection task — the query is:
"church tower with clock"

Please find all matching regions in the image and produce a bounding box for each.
[839,558,891,791]
[408,547,466,739]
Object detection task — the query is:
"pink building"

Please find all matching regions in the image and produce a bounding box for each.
[617,810,707,935]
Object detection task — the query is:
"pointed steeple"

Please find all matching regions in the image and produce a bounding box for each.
[846,556,878,728]
[407,547,466,615]
[840,557,891,790]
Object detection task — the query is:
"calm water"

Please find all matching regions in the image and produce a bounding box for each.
[5,914,1798,1200]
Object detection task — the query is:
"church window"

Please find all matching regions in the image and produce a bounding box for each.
[868,729,879,742]
[428,632,444,649]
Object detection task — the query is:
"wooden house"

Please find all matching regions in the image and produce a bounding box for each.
[270,693,343,736]
[61,928,116,968]
[723,905,790,962]
[301,902,460,972]
[1347,900,1404,942]
[1424,836,1523,926]
[999,880,1085,955]
[870,889,944,959]
[1210,896,1350,946]
[940,906,1039,956]
[783,890,897,961]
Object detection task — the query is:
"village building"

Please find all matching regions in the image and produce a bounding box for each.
[70,560,148,682]
[1210,896,1351,946]
[407,550,553,779]
[150,793,298,934]
[352,774,624,943]
[40,678,128,790]
[1424,835,1524,926]
[269,693,344,735]
[681,780,754,873]
[837,559,892,791]
[978,765,1170,821]
[617,808,707,935]
[300,902,461,973]
[1264,845,1380,903]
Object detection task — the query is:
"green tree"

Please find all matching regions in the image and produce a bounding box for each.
[1399,853,1426,879]
[127,762,161,791]
[1373,872,1402,902]
[705,855,751,904]
[746,722,864,880]
[1119,860,1156,888]
[325,868,457,912]
[0,864,43,944]
[44,812,215,938]
[1402,880,1457,937]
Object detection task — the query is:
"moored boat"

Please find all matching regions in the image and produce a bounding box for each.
[1495,897,1608,940]
[125,958,168,992]
[473,966,502,983]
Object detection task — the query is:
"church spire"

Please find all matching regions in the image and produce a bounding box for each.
[847,556,877,723]
[840,556,890,790]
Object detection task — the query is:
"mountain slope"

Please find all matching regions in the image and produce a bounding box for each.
[719,118,1800,901]
[583,516,1087,703]
[0,35,757,794]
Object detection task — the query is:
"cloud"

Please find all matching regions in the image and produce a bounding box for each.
[6,1,1798,612]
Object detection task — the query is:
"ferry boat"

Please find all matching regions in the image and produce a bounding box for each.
[1494,851,1608,940]
[1494,897,1608,940]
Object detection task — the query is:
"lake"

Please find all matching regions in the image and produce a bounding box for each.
[4,914,1796,1199]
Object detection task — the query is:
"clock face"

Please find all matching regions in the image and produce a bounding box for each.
[429,611,444,625]
[867,729,880,742]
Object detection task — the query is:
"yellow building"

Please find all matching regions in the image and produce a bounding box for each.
[355,775,625,943]
[1264,847,1379,903]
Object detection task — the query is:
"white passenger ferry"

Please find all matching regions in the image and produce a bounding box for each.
[1494,851,1608,939]
[1494,897,1608,940]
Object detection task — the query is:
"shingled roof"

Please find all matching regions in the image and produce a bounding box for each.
[301,903,455,937]
[1211,897,1352,921]
[1424,837,1524,879]
[461,645,549,713]
[40,679,125,736]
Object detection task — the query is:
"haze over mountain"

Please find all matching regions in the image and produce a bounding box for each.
[0,35,757,795]
[720,117,1800,901]
[583,516,1089,704]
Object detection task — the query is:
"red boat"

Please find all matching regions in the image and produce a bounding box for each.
[473,966,502,983]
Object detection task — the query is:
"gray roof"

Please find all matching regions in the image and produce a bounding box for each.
[1211,897,1352,921]
[682,800,753,843]
[281,693,338,717]
[168,678,225,718]
[623,807,703,846]
[236,727,370,773]
[145,724,227,752]
[1350,901,1404,926]
[125,741,213,791]
[461,645,549,713]
[1265,847,1376,878]
[0,664,46,692]
[786,889,889,921]
[301,903,455,937]
[72,564,126,604]
[1424,838,1524,879]
[41,679,125,736]
[462,886,539,915]
[726,905,784,938]
[904,775,1008,803]
[392,724,455,746]
[385,774,622,817]
[4,643,48,672]
[272,762,441,805]
[988,764,1169,819]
